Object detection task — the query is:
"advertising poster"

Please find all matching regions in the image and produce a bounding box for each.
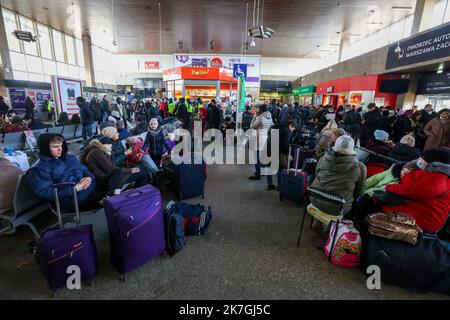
[174,54,261,88]
[51,76,83,118]
[8,88,26,112]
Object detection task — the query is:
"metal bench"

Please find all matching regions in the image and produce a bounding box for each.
[2,131,25,151]
[0,173,49,239]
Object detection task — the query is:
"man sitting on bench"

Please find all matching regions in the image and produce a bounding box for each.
[27,133,106,212]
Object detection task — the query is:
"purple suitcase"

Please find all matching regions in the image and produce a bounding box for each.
[103,185,165,278]
[35,183,97,293]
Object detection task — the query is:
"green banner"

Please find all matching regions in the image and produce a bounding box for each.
[292,85,316,96]
[239,74,246,112]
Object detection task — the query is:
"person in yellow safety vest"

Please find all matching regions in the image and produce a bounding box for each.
[186,99,193,113]
[168,98,176,115]
[46,98,55,121]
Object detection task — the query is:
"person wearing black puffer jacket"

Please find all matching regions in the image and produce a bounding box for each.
[360,103,382,147]
[143,118,172,168]
[388,135,421,162]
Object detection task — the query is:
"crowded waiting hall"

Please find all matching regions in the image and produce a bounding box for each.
[0,0,449,302]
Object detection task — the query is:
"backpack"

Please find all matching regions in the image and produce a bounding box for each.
[164,201,187,256]
[170,201,212,235]
[90,103,102,122]
[324,220,361,267]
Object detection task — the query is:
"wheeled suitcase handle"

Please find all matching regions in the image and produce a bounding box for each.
[287,145,301,176]
[53,183,80,229]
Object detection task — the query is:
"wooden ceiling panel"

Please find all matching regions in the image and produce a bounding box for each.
[1,0,416,57]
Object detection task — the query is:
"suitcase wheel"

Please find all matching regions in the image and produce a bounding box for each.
[121,274,127,282]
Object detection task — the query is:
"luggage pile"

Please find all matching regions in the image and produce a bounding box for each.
[164,201,212,256]
[35,184,212,294]
[360,209,450,294]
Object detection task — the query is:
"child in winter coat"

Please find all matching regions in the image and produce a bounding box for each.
[143,118,172,169]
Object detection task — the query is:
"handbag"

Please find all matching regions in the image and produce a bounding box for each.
[366,212,422,245]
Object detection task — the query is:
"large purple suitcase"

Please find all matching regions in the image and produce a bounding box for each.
[35,183,97,293]
[103,185,165,278]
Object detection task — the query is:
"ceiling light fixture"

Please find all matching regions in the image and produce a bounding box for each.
[250,37,256,47]
[12,30,40,42]
[248,0,275,39]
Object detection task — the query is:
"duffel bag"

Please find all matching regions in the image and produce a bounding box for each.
[362,233,450,294]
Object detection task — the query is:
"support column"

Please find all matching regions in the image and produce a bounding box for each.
[395,73,420,110]
[414,0,436,34]
[216,80,220,98]
[0,6,14,84]
[82,34,96,87]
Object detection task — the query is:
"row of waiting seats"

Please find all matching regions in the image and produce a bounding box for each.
[0,124,99,151]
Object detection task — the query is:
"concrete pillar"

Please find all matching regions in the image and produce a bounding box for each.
[82,34,96,87]
[395,73,420,110]
[417,0,436,33]
[0,6,13,80]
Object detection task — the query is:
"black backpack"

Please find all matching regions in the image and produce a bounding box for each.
[164,201,186,256]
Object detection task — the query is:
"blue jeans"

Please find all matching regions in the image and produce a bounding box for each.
[82,123,94,141]
[266,169,282,187]
[124,166,150,187]
[139,155,160,173]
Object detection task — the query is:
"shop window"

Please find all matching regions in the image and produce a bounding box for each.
[19,16,38,56]
[2,9,21,52]
[65,35,76,65]
[37,24,53,60]
[53,30,65,62]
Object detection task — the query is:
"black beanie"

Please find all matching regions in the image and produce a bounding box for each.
[391,162,406,179]
[99,136,114,145]
[423,147,450,164]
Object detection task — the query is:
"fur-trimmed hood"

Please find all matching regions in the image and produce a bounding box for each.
[89,139,112,156]
[426,162,450,177]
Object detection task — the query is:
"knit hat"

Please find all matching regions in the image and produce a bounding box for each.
[374,129,389,141]
[332,135,356,155]
[98,136,114,145]
[422,148,450,164]
[149,118,159,127]
[101,127,118,139]
[108,116,118,123]
[400,135,415,147]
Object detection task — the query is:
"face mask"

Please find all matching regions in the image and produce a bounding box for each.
[416,159,427,170]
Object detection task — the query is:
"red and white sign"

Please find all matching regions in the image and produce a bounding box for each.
[326,86,334,93]
[211,57,223,67]
[145,61,160,70]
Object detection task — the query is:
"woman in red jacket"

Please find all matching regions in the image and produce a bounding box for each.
[382,147,450,233]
